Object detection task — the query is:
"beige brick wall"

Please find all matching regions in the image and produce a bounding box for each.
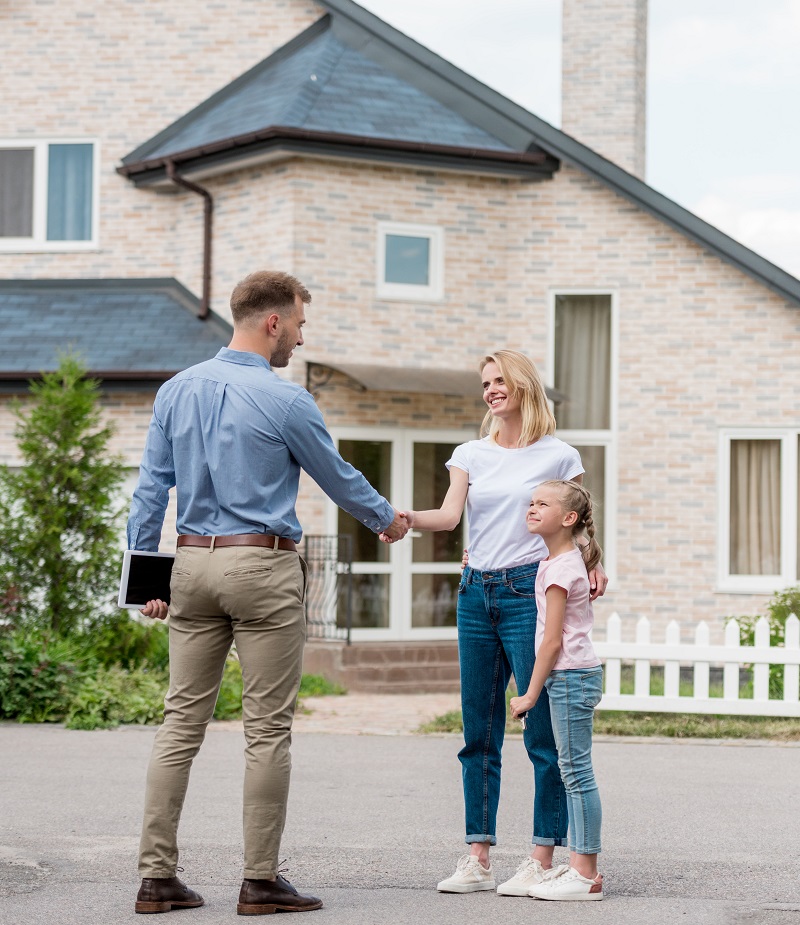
[562,0,648,178]
[0,0,322,297]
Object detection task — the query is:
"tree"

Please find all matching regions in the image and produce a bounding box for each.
[0,357,126,635]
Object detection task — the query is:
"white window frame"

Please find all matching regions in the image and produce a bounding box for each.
[547,288,619,583]
[0,138,100,252]
[376,221,444,302]
[717,428,799,593]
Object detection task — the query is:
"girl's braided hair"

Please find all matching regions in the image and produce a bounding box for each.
[538,480,602,572]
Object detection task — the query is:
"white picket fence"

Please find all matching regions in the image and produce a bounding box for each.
[592,613,800,717]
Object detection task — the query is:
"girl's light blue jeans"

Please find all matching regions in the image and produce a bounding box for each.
[544,666,603,854]
[456,563,568,847]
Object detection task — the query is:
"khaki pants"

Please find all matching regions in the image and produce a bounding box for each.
[138,545,307,880]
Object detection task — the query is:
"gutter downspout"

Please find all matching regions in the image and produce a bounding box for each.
[166,160,212,320]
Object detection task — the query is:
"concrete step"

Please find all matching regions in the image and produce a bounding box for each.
[303,640,461,693]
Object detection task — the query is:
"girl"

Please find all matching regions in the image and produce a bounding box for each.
[509,480,605,901]
[389,351,607,897]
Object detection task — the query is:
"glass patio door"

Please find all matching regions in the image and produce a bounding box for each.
[331,428,471,640]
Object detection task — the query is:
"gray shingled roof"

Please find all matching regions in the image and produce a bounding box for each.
[0,279,232,380]
[118,0,800,307]
[122,16,515,168]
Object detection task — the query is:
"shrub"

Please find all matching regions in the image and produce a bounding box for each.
[736,585,800,699]
[85,612,170,671]
[65,665,168,730]
[0,357,125,636]
[0,630,82,723]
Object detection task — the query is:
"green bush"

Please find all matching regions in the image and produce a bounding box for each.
[0,357,125,636]
[65,665,168,730]
[0,630,82,722]
[298,673,347,698]
[85,612,170,671]
[736,585,800,699]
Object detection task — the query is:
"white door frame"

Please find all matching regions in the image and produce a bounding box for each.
[328,425,475,641]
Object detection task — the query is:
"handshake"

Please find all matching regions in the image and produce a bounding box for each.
[378,509,415,544]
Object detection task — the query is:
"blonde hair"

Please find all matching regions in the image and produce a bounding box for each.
[538,479,602,572]
[479,350,555,447]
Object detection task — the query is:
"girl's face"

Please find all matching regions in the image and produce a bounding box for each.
[481,361,521,419]
[526,484,570,537]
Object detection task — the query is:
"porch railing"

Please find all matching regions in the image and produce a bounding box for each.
[302,535,353,645]
[594,613,800,717]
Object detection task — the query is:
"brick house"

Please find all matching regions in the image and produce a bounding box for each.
[2,0,799,688]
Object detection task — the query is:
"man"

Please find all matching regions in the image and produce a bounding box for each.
[127,271,408,915]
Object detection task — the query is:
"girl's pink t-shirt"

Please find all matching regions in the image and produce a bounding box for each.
[535,547,601,670]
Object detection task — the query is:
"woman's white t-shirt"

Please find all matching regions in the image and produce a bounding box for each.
[446,435,584,571]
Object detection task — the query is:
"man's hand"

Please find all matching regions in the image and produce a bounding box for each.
[140,599,169,621]
[378,510,409,543]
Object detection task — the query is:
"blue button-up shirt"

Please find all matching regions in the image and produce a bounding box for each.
[127,348,395,550]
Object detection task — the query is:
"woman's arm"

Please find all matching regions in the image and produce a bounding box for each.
[509,584,566,717]
[404,466,469,532]
[570,474,609,600]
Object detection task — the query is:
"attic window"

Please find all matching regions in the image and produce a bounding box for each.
[376,222,444,301]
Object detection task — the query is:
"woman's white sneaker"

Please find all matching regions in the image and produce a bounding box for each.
[496,858,558,896]
[436,855,496,893]
[528,866,603,901]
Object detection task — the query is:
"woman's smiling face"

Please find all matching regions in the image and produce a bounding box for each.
[481,361,521,419]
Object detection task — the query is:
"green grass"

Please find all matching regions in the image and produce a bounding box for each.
[417,673,800,741]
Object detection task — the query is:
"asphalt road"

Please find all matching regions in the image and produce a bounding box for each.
[1,723,799,925]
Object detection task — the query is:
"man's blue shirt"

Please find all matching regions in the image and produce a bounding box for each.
[127,348,395,550]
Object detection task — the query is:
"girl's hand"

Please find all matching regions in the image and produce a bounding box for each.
[461,548,469,569]
[509,694,534,718]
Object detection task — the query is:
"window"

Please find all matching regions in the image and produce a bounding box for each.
[719,430,799,592]
[549,291,617,576]
[376,222,443,301]
[0,140,97,249]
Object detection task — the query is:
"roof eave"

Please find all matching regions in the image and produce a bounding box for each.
[117,127,559,188]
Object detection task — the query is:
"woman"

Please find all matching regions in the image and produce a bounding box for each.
[392,350,607,896]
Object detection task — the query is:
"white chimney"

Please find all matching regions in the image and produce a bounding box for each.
[561,0,648,178]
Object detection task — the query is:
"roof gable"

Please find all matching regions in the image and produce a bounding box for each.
[121,15,531,176]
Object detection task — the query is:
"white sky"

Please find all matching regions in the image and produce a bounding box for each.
[355,0,800,279]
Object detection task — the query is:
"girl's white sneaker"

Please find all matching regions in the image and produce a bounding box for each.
[496,859,567,896]
[528,866,604,901]
[436,855,496,893]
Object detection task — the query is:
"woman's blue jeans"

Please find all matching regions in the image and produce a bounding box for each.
[545,666,603,854]
[457,563,568,847]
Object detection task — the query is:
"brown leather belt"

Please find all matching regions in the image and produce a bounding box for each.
[177,534,297,552]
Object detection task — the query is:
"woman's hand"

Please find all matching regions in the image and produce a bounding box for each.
[588,561,609,601]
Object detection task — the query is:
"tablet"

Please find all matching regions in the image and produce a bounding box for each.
[118,549,176,609]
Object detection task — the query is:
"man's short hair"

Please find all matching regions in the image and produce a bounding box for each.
[229,271,311,326]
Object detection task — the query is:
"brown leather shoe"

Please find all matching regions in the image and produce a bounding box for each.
[135,876,205,914]
[237,875,323,915]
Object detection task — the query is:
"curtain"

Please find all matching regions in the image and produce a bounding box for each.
[729,439,781,575]
[0,148,34,237]
[554,294,611,429]
[47,143,93,241]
